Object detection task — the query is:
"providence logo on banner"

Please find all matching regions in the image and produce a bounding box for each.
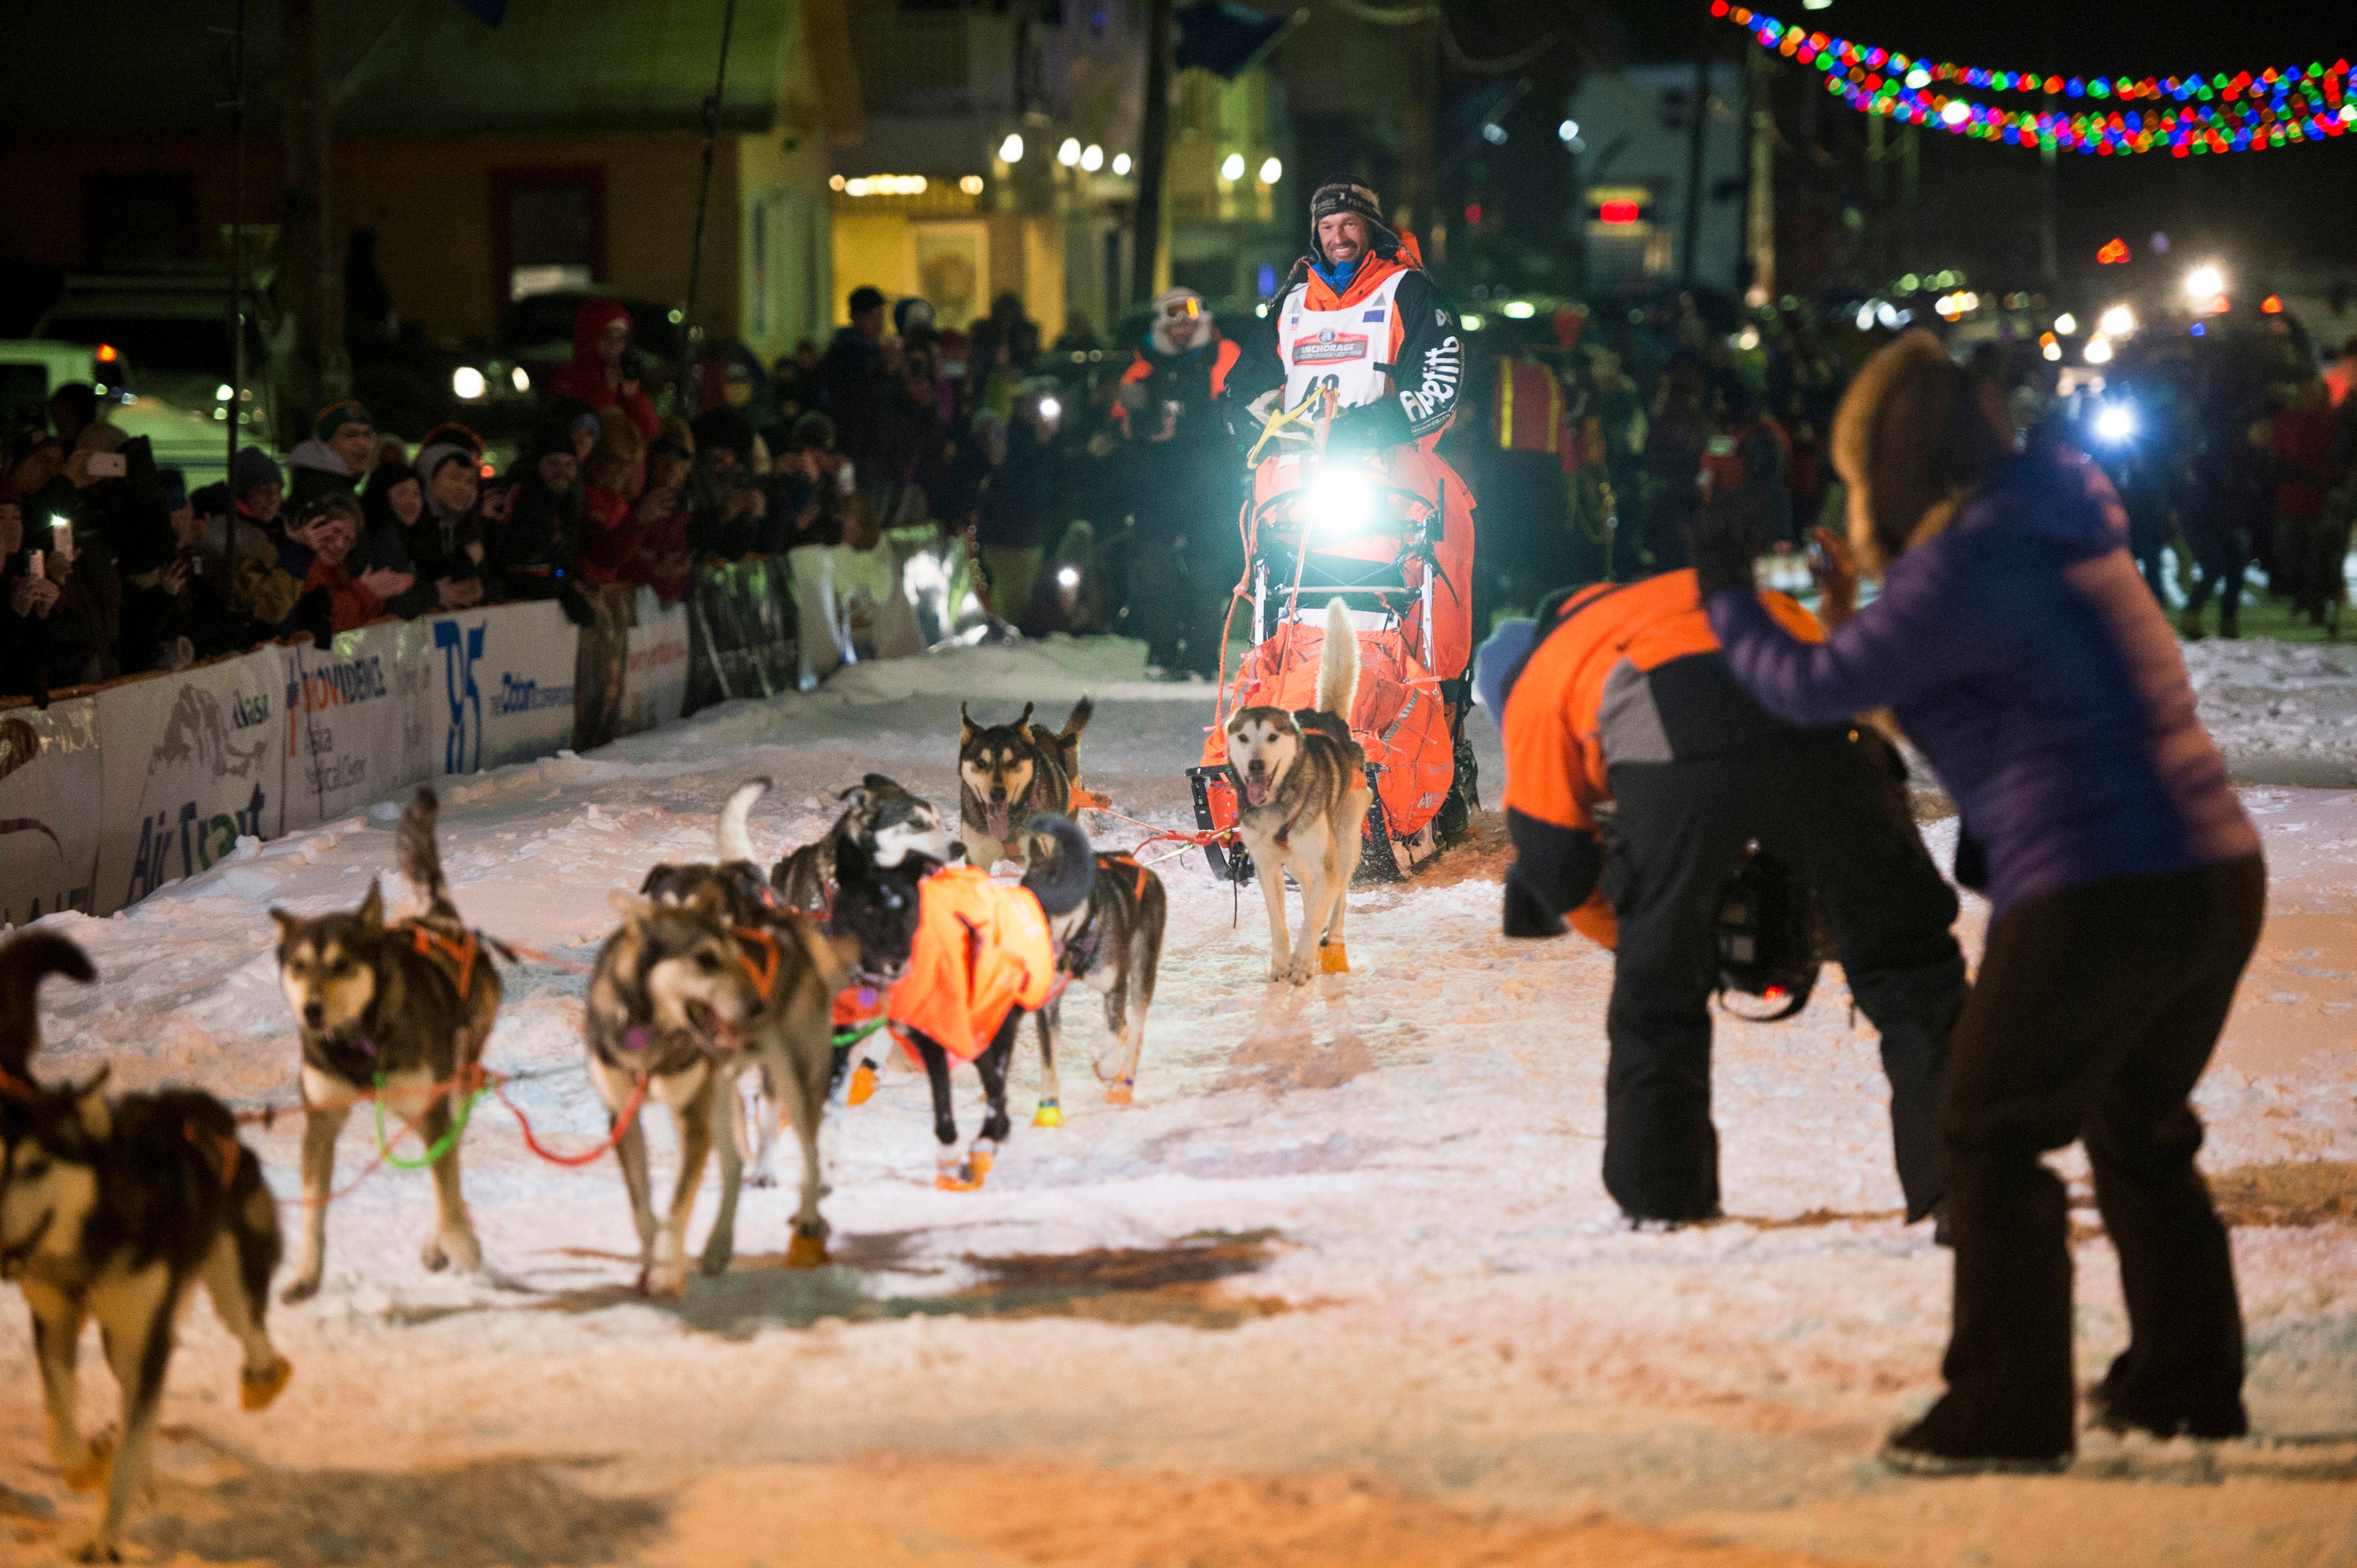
[283,621,438,833]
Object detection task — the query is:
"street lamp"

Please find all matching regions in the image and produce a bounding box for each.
[2184,263,2225,302]
[1259,156,1282,185]
[1080,144,1104,172]
[1057,137,1082,167]
[999,133,1025,163]
[1220,152,1246,181]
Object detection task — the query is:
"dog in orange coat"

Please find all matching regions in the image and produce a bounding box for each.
[874,814,1098,1189]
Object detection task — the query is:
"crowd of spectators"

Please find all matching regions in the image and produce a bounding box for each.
[0,298,882,702]
[1465,295,2357,643]
[9,284,2352,705]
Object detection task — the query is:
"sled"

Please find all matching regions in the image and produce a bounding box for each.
[1189,394,1475,885]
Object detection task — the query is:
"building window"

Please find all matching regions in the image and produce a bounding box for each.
[490,167,606,306]
[82,172,199,268]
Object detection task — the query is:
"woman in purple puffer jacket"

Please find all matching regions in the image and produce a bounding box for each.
[1690,331,2264,1475]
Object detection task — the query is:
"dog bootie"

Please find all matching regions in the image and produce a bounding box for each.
[1319,941,1351,974]
[847,1063,878,1106]
[241,1358,293,1412]
[1032,1098,1064,1128]
[1105,1077,1135,1106]
[60,1431,114,1492]
[783,1232,830,1269]
[935,1143,992,1192]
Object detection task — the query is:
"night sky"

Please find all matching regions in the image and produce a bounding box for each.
[1612,0,2357,270]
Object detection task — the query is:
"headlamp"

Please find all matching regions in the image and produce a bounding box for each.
[1304,467,1375,537]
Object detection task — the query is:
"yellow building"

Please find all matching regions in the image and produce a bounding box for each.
[826,0,1296,340]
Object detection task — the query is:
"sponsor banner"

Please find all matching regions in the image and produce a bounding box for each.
[93,650,285,916]
[427,599,578,774]
[0,697,103,927]
[280,619,436,831]
[618,588,690,735]
[786,543,923,689]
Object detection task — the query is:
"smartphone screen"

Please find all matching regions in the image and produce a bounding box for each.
[51,519,71,559]
[26,549,42,581]
[85,452,127,479]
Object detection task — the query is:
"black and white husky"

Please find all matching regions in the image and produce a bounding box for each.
[0,932,291,1563]
[1017,815,1166,1119]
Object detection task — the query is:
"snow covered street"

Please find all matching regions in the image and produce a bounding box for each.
[2,636,2353,1566]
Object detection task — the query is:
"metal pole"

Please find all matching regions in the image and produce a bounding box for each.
[1681,23,1709,287]
[1129,0,1174,306]
[281,0,346,416]
[678,0,740,419]
[1745,45,1774,306]
[227,0,247,483]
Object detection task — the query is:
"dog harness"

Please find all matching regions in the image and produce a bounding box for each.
[731,925,784,1004]
[396,920,481,999]
[182,1119,243,1188]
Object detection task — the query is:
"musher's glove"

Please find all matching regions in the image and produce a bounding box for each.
[1225,387,1282,448]
[1684,493,1765,602]
[1325,397,1413,456]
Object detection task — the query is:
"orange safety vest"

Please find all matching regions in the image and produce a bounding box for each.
[884,866,1058,1063]
[1500,570,1824,946]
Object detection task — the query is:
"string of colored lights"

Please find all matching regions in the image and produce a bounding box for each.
[1710,3,2353,157]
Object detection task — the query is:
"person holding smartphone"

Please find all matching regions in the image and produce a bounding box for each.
[1693,331,2265,1475]
[687,405,768,560]
[3,475,116,691]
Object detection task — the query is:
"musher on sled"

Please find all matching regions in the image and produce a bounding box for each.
[1195,178,1481,878]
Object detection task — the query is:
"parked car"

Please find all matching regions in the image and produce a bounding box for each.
[30,267,530,445]
[492,291,684,409]
[0,336,261,490]
[27,269,288,471]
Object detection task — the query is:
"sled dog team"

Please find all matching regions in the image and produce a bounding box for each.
[0,601,1365,1558]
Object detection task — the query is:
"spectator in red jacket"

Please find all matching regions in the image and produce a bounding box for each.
[291,493,409,634]
[577,408,649,588]
[2267,375,2341,617]
[551,299,659,443]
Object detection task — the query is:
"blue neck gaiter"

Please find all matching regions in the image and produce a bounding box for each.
[1310,251,1364,295]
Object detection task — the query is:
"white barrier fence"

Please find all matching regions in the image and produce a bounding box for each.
[0,591,692,921]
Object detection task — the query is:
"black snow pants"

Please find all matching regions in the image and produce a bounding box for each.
[1604,726,1964,1224]
[1917,854,2263,1459]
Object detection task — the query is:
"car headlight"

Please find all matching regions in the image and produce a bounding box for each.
[1305,467,1375,537]
[453,366,487,400]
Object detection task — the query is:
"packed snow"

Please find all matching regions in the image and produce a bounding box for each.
[1,633,2352,1566]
